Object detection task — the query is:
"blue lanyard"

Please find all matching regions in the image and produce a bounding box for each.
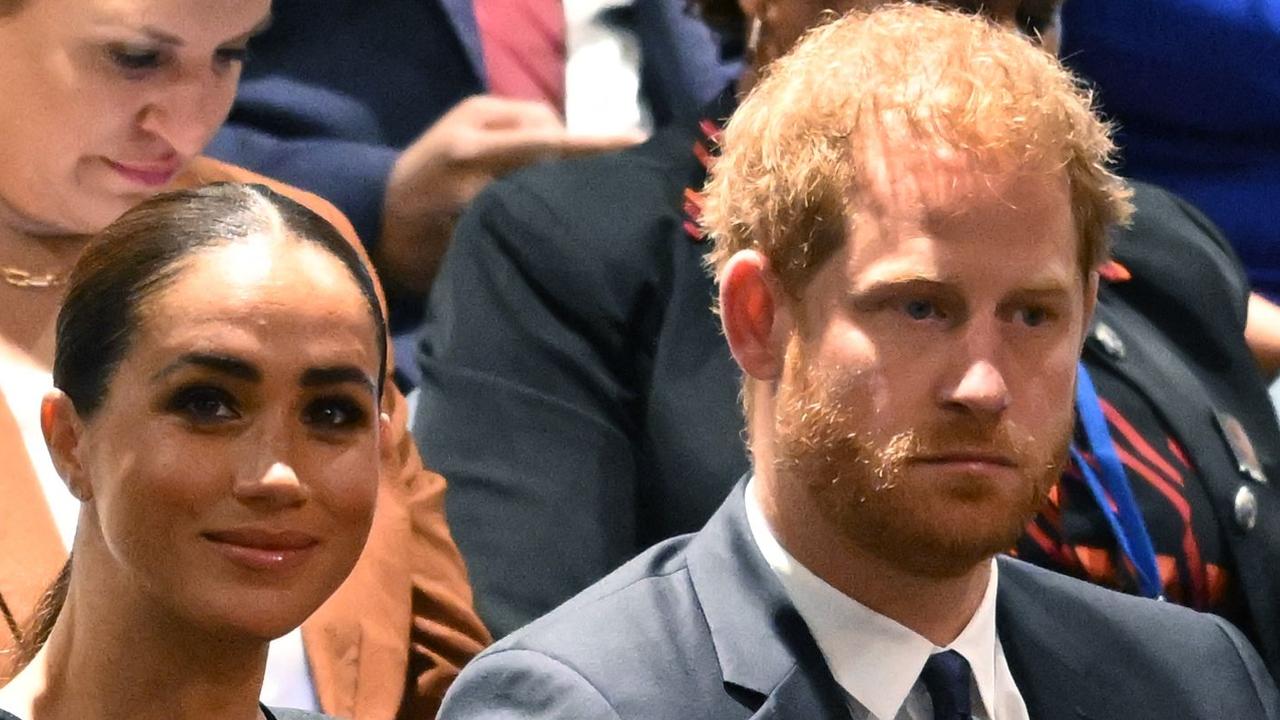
[1070,362,1164,600]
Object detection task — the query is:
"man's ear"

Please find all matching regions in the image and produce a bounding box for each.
[719,250,791,381]
[41,390,91,502]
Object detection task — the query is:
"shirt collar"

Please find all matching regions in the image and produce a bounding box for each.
[744,477,1003,720]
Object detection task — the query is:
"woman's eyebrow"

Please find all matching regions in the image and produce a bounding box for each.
[153,353,261,383]
[300,366,376,396]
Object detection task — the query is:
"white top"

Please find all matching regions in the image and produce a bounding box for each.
[0,354,74,550]
[563,0,651,136]
[0,358,317,711]
[744,479,1030,720]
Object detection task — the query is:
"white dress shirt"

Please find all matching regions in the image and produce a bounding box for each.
[744,478,1030,720]
[563,0,651,135]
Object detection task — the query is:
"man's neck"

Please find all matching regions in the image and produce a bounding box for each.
[751,478,993,647]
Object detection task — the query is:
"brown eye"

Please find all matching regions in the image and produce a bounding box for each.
[303,397,368,430]
[167,386,239,423]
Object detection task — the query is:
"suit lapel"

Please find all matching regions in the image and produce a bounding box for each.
[687,480,850,720]
[0,393,66,649]
[997,559,1126,720]
[435,0,486,85]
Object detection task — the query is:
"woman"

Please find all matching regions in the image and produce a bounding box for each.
[0,0,489,716]
[0,183,386,720]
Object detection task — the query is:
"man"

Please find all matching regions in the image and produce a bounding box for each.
[417,0,1280,671]
[437,7,1280,719]
[414,0,1058,640]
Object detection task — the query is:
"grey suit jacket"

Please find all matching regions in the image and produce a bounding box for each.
[439,481,1280,719]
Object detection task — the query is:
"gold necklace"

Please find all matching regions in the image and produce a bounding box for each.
[1,265,68,289]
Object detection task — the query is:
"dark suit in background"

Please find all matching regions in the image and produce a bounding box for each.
[438,482,1280,720]
[207,0,738,262]
[414,100,741,638]
[415,98,1280,674]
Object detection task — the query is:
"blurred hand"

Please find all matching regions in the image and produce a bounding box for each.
[377,95,643,297]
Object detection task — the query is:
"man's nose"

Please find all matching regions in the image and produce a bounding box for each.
[940,324,1011,417]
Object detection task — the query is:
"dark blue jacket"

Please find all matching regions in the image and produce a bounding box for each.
[1061,0,1280,297]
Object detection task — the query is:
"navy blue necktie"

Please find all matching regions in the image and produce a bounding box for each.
[921,650,974,720]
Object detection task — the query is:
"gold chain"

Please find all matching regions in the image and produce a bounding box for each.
[2,265,68,289]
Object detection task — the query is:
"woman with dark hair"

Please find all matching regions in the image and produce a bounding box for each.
[0,1,490,716]
[0,183,389,720]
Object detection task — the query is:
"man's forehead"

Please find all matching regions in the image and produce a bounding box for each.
[835,160,1078,281]
[854,140,1063,217]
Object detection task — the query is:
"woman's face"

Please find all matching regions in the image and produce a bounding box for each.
[0,0,270,236]
[55,236,384,640]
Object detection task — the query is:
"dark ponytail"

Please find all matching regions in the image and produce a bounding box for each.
[1,560,70,682]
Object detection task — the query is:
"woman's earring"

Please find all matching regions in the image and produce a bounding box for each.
[747,17,763,56]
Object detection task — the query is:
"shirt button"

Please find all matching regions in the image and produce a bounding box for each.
[1235,486,1259,532]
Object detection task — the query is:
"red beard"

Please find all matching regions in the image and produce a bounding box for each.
[772,351,1069,578]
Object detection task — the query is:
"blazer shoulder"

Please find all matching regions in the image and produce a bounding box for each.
[441,648,625,720]
[469,124,700,254]
[1001,556,1247,645]
[1115,182,1248,304]
[455,534,728,716]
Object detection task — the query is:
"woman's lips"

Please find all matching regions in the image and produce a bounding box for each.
[202,528,320,572]
[105,158,181,187]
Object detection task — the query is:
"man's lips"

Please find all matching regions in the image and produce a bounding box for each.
[202,528,320,572]
[105,158,182,187]
[912,452,1018,468]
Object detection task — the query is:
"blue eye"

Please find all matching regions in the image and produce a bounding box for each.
[1017,307,1050,327]
[903,299,939,320]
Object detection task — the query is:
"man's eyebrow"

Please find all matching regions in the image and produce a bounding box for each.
[153,353,261,383]
[300,366,377,396]
[849,275,948,296]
